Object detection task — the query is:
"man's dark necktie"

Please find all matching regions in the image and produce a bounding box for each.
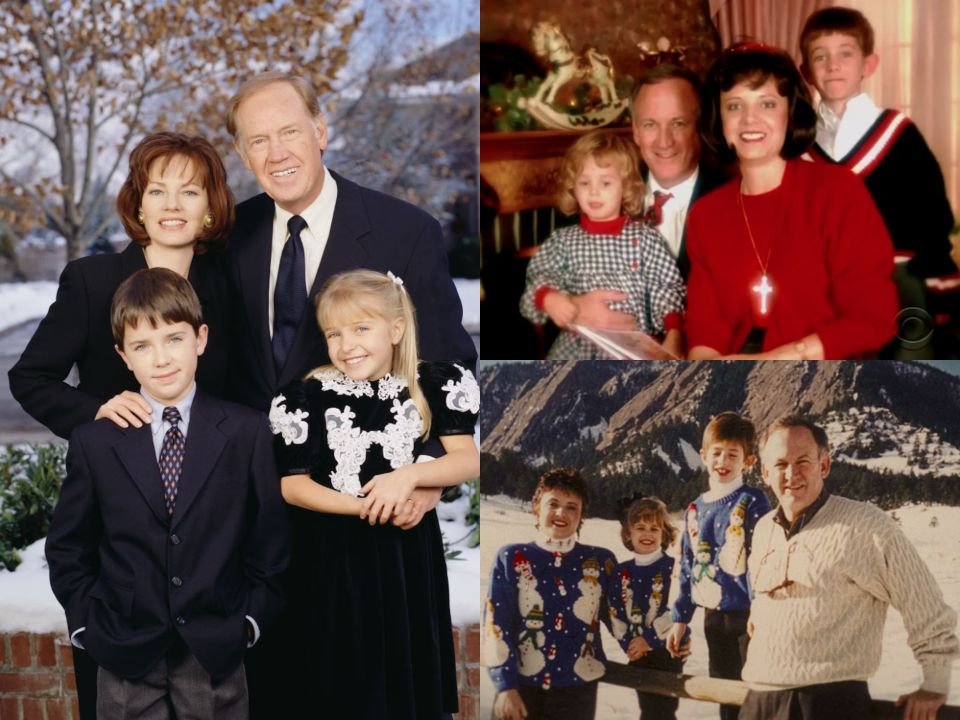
[158,406,184,516]
[642,190,673,226]
[272,215,308,371]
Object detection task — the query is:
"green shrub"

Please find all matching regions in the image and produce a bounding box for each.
[442,477,479,560]
[0,443,66,572]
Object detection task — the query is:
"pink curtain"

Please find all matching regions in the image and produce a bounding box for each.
[709,0,831,60]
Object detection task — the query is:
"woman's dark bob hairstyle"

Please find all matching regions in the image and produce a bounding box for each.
[700,42,817,164]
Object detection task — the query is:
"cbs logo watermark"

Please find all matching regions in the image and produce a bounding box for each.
[895,307,934,350]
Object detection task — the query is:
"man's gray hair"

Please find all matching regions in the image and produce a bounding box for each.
[225,72,321,140]
[759,415,830,455]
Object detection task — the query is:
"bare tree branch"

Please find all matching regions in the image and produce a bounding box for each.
[1,0,362,259]
[0,117,55,143]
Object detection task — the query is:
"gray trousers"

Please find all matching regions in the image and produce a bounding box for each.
[96,640,248,720]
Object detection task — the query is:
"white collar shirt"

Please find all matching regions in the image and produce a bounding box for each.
[644,169,698,260]
[816,92,883,161]
[268,164,338,335]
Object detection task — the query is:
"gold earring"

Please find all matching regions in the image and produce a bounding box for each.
[203,213,214,228]
[137,209,144,224]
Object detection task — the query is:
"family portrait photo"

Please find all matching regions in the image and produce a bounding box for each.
[480,360,960,719]
[0,1,480,719]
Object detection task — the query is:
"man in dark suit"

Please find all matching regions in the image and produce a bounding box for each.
[569,63,727,330]
[46,268,290,719]
[223,71,474,717]
[223,71,476,414]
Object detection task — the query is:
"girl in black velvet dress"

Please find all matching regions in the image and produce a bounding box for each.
[268,269,480,719]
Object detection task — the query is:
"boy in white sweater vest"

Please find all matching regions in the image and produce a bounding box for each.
[741,416,958,720]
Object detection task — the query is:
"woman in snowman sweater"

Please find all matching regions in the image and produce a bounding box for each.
[484,468,616,720]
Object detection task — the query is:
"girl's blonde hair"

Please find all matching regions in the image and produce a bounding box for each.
[557,130,645,216]
[312,269,431,437]
[620,496,676,551]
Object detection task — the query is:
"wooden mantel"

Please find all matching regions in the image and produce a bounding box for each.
[480,127,633,214]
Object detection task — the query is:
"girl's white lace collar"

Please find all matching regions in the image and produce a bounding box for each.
[311,369,408,400]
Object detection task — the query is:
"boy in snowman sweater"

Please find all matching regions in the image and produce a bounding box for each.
[484,468,616,720]
[668,413,771,720]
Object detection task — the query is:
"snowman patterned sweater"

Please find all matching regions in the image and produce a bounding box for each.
[484,537,617,691]
[608,550,686,653]
[672,482,771,623]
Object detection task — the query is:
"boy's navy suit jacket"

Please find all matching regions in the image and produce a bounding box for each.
[225,170,477,414]
[45,388,291,681]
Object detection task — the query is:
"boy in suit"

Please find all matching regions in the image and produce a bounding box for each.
[46,267,291,720]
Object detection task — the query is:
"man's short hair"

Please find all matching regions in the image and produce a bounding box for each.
[531,468,589,532]
[702,412,757,456]
[799,7,875,63]
[629,63,702,121]
[759,415,830,455]
[111,268,203,346]
[225,72,322,140]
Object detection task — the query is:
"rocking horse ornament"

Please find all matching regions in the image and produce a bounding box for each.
[522,21,628,130]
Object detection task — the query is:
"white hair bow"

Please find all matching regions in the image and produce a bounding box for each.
[387,271,405,290]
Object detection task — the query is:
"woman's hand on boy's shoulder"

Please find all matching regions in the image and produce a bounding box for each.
[96,391,153,429]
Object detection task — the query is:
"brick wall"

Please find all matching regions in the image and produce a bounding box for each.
[0,632,78,720]
[0,625,481,719]
[453,624,481,720]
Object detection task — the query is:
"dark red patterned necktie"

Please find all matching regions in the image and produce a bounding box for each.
[158,406,184,515]
[642,190,673,226]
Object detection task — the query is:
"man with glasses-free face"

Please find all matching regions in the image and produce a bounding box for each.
[739,416,958,720]
[758,420,829,525]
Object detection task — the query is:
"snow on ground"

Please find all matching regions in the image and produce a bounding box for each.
[0,282,57,334]
[0,277,480,630]
[0,280,479,335]
[480,495,960,719]
[453,278,480,329]
[0,498,479,633]
[0,539,67,634]
[437,489,480,628]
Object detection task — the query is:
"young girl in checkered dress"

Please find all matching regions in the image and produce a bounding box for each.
[519,130,686,359]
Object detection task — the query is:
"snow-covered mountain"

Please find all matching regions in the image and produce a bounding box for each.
[480,361,960,508]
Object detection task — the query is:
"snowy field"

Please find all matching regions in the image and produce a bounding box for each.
[480,495,960,719]
[0,282,58,333]
[0,277,481,631]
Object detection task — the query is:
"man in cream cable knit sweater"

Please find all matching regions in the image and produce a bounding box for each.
[740,415,958,720]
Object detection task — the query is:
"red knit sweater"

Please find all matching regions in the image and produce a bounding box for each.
[685,160,898,358]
